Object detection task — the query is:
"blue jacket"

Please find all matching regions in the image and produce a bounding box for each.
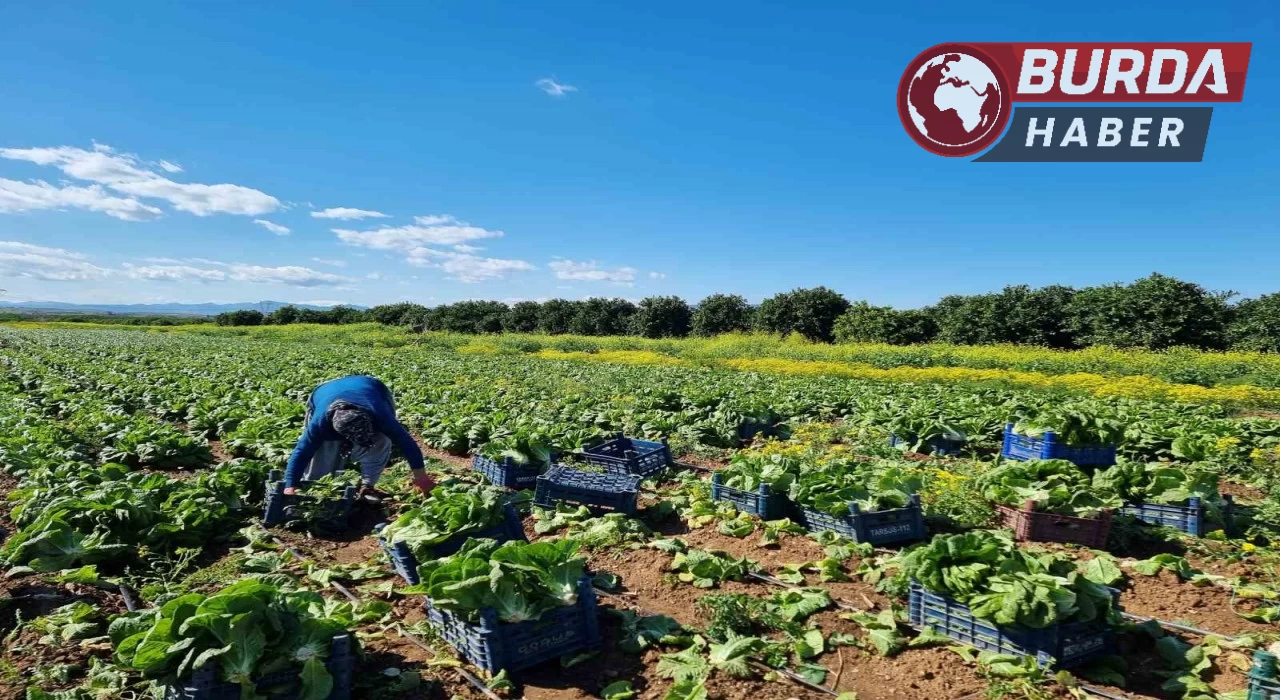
[283,375,425,485]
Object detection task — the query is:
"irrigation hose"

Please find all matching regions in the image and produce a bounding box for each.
[1119,611,1236,642]
[1079,684,1130,699]
[118,584,137,612]
[394,624,504,700]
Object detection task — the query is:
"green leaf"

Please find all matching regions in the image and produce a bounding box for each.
[299,657,333,700]
[794,662,828,686]
[1082,556,1124,586]
[664,679,708,700]
[601,680,636,700]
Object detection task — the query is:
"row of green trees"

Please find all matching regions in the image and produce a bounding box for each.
[213,274,1280,352]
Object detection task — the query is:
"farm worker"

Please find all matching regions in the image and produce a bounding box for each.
[282,375,435,501]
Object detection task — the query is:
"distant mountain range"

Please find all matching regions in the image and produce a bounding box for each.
[0,300,362,316]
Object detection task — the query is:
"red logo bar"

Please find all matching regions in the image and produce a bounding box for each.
[970,43,1251,102]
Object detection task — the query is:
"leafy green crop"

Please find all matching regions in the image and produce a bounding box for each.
[110,578,354,699]
[899,531,1116,628]
[405,538,586,623]
[379,482,510,559]
[670,549,757,588]
[978,459,1121,517]
[1012,406,1125,447]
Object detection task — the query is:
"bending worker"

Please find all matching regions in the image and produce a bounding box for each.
[282,375,434,500]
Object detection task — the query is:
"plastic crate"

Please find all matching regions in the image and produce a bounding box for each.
[580,434,671,477]
[262,470,356,531]
[425,576,600,674]
[1001,423,1117,467]
[997,500,1113,549]
[1249,651,1280,700]
[164,634,354,700]
[1120,495,1234,537]
[890,434,965,456]
[534,466,641,515]
[908,583,1112,668]
[796,494,927,546]
[471,454,546,490]
[709,473,789,520]
[377,503,527,585]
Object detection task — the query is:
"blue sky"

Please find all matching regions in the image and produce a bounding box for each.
[0,2,1274,308]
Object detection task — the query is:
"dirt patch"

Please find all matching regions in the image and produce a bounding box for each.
[680,527,828,571]
[827,645,989,700]
[672,454,728,472]
[1220,480,1268,504]
[207,438,233,464]
[1119,569,1273,637]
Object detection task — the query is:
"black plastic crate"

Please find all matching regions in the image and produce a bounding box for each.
[889,434,965,456]
[425,577,600,674]
[471,454,545,490]
[709,472,789,520]
[796,494,927,546]
[534,466,641,515]
[1120,495,1234,537]
[907,582,1113,668]
[164,634,354,700]
[1001,423,1117,467]
[377,502,527,585]
[262,470,356,531]
[1249,650,1280,700]
[580,434,671,477]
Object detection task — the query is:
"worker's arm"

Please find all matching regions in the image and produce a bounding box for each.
[385,420,434,493]
[283,422,320,490]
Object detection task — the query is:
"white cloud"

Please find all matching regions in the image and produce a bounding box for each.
[123,261,350,287]
[157,160,183,173]
[334,213,532,282]
[122,263,228,282]
[333,214,506,250]
[311,257,347,268]
[311,207,389,220]
[649,271,666,280]
[227,264,351,287]
[0,144,280,217]
[253,219,291,235]
[536,78,578,97]
[0,178,163,221]
[0,240,111,281]
[549,259,637,284]
[431,252,534,283]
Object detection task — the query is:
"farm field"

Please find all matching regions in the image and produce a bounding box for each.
[4,327,1280,700]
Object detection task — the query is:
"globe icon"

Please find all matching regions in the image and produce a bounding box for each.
[903,50,1005,153]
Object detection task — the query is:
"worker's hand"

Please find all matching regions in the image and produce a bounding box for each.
[411,470,436,495]
[283,486,297,496]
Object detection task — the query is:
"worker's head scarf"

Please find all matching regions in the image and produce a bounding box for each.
[329,401,376,448]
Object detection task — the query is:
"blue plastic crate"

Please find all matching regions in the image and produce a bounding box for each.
[1001,423,1117,467]
[580,434,671,477]
[534,466,641,515]
[1249,651,1280,700]
[709,473,789,520]
[796,494,927,546]
[1120,495,1234,537]
[471,454,546,490]
[890,434,965,456]
[262,470,356,530]
[377,503,527,585]
[425,577,600,674]
[908,583,1113,668]
[164,634,354,700]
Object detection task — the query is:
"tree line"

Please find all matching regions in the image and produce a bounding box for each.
[214,273,1280,352]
